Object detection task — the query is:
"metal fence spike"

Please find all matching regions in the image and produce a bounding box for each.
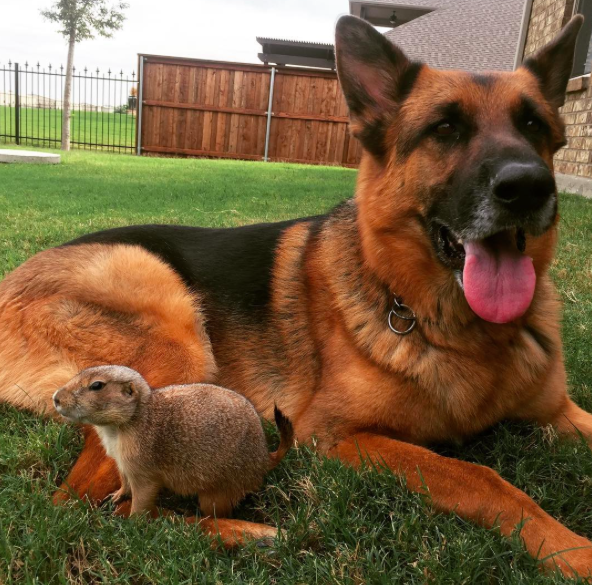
[0,59,138,154]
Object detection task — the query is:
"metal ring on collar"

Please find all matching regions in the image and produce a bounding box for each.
[387,297,417,335]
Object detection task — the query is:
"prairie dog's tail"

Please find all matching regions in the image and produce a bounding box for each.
[268,406,294,469]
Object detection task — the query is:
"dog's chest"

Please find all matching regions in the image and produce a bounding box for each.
[318,323,553,444]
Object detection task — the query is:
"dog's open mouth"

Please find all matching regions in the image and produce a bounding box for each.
[435,224,535,324]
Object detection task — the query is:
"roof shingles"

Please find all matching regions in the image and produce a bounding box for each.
[360,0,528,72]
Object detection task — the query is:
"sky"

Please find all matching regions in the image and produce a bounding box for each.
[1,0,349,75]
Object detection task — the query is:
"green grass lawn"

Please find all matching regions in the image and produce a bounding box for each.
[0,106,136,151]
[1,150,592,584]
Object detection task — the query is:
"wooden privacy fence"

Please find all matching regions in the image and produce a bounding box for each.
[137,55,363,167]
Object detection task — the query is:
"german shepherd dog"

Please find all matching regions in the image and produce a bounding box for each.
[0,14,590,578]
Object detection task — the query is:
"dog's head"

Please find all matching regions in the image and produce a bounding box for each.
[335,15,582,324]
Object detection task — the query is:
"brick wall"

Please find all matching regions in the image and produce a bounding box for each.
[523,0,575,57]
[554,76,592,179]
[523,0,592,180]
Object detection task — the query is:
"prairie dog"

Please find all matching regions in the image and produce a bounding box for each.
[53,366,293,517]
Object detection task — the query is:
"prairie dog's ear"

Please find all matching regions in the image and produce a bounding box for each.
[522,15,584,109]
[335,15,423,159]
[122,382,134,396]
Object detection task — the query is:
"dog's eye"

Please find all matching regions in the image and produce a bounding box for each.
[435,122,457,137]
[525,118,542,133]
[89,381,105,391]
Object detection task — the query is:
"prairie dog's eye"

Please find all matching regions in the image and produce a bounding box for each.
[435,122,456,137]
[89,381,106,391]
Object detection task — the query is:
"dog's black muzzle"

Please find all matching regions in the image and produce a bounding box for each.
[429,150,558,272]
[435,149,558,242]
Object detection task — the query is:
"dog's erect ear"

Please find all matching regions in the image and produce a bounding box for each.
[335,15,422,159]
[523,15,583,109]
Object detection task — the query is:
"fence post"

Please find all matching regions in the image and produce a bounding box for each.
[136,56,144,156]
[263,66,276,162]
[14,62,20,145]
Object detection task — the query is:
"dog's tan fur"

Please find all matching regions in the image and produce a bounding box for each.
[0,244,216,414]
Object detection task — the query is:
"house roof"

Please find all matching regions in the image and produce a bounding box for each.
[352,0,529,72]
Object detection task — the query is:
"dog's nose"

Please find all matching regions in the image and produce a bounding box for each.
[492,162,555,212]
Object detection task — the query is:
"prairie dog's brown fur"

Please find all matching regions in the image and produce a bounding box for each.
[53,365,293,517]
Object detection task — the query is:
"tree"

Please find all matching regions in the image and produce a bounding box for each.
[41,0,128,151]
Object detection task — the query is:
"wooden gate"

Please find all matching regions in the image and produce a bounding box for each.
[137,55,362,167]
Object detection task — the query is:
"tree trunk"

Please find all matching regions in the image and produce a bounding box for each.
[61,31,76,151]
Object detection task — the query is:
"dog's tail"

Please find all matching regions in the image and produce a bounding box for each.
[268,405,294,469]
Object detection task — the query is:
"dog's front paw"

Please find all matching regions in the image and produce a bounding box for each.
[544,539,592,582]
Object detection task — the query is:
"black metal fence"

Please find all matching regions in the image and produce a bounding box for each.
[0,61,137,153]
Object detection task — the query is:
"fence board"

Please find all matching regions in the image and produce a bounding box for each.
[139,54,361,166]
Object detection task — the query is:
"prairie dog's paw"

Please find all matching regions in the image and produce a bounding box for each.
[103,487,131,506]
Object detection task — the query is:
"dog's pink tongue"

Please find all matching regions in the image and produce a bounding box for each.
[463,233,535,324]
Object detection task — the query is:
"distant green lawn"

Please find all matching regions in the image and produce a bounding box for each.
[1,150,592,583]
[0,105,136,151]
